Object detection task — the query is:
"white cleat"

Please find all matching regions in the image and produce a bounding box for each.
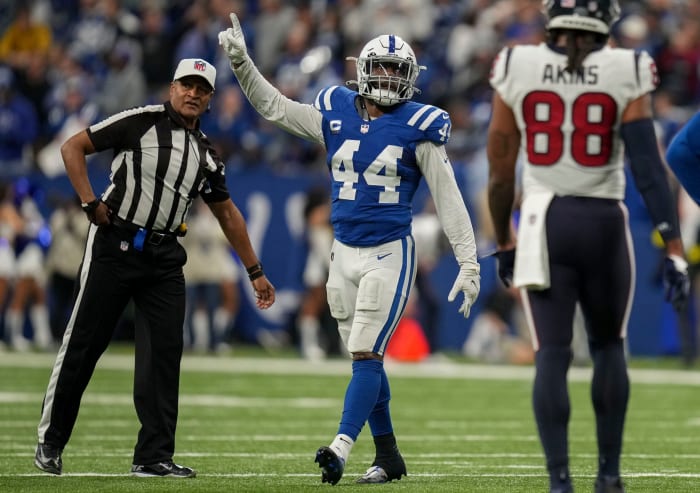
[10,336,31,352]
[356,465,389,484]
[302,344,326,362]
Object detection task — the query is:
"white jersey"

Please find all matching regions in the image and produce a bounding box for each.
[489,43,658,200]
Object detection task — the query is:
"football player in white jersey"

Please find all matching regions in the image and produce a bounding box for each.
[219,13,480,486]
[487,1,689,492]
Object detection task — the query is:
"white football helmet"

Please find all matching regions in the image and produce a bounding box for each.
[347,34,425,106]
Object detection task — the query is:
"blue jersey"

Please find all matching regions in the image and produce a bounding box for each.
[667,111,700,206]
[314,85,451,246]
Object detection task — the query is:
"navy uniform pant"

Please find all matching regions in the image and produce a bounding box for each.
[37,221,187,465]
[524,196,632,480]
[526,195,633,349]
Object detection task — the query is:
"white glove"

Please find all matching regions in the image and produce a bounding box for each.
[663,254,690,312]
[448,265,480,318]
[218,13,248,66]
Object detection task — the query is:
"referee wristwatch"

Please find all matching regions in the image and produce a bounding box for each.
[81,198,100,214]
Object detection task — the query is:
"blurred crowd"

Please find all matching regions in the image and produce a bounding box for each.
[1,0,700,359]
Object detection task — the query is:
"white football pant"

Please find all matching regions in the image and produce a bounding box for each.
[326,235,416,355]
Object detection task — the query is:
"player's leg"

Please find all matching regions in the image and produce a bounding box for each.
[524,274,577,493]
[9,243,52,350]
[28,277,53,350]
[317,236,415,484]
[523,197,582,493]
[0,244,15,351]
[357,365,407,483]
[298,285,328,360]
[202,281,220,351]
[298,244,329,360]
[579,202,632,492]
[214,277,239,352]
[5,275,32,351]
[356,238,416,483]
[317,239,358,484]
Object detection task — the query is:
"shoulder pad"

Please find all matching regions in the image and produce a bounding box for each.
[403,102,452,145]
[313,85,355,112]
[634,49,659,94]
[489,46,513,89]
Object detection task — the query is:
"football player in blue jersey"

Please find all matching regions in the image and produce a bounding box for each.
[667,111,700,207]
[220,13,481,486]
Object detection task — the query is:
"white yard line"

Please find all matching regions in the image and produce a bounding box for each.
[1,352,700,385]
[4,471,700,478]
[0,391,339,408]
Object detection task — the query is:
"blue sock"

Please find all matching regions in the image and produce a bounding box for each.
[338,359,383,440]
[368,366,393,436]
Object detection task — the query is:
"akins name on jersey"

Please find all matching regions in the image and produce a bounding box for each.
[489,42,659,200]
[542,64,599,85]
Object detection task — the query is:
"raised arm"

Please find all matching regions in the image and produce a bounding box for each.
[218,13,324,145]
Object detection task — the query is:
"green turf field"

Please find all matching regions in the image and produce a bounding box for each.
[0,348,698,492]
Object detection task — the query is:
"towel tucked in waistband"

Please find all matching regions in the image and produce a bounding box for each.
[513,191,554,290]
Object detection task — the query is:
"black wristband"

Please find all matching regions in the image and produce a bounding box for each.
[246,262,264,281]
[81,199,100,214]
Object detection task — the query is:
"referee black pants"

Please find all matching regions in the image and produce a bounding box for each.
[37,221,187,465]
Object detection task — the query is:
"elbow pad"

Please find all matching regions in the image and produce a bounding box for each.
[620,118,679,242]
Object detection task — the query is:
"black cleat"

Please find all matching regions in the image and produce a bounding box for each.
[595,475,625,493]
[550,470,573,493]
[315,446,345,485]
[34,443,62,475]
[550,484,573,493]
[130,460,196,478]
[356,452,407,483]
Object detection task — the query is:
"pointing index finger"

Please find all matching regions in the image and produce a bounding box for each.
[229,13,241,33]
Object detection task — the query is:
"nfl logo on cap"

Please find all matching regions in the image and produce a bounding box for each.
[173,58,217,91]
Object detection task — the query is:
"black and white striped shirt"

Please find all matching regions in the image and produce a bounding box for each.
[87,102,229,232]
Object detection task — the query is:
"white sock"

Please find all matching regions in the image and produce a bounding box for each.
[30,305,52,350]
[6,310,29,351]
[329,434,354,462]
[299,315,325,360]
[192,308,209,351]
[213,308,232,341]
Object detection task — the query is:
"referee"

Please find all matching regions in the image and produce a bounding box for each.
[34,58,275,478]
